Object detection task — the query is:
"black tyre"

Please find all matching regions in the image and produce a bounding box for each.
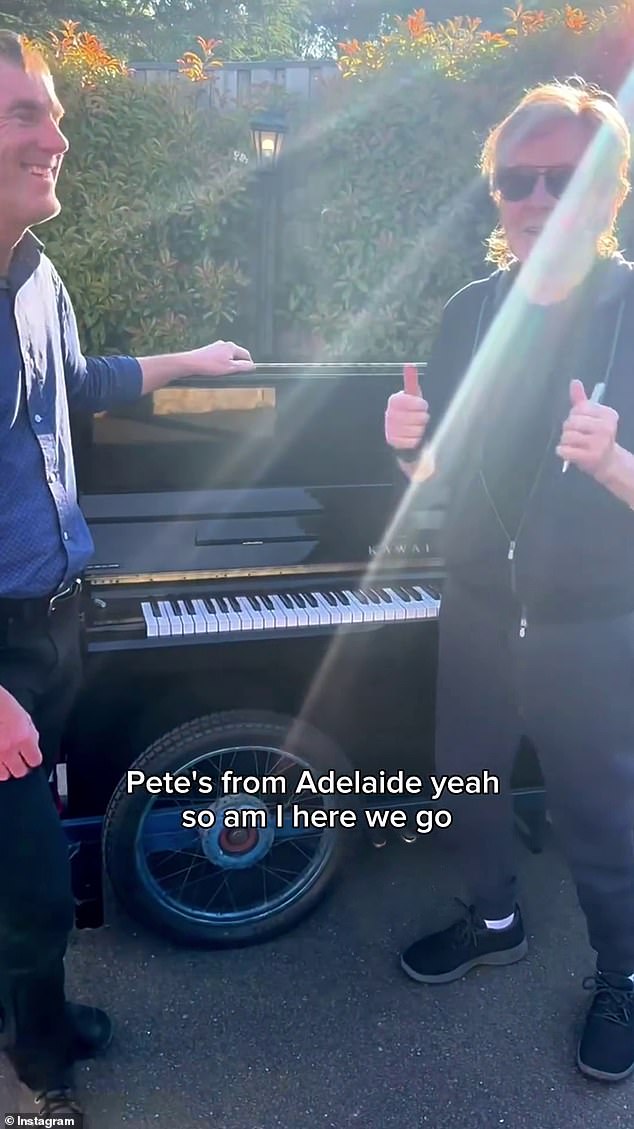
[103,709,357,947]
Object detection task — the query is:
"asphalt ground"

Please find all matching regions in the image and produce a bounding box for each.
[1,825,633,1129]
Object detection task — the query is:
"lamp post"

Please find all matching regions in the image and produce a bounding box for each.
[249,110,288,361]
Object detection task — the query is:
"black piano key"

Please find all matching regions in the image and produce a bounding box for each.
[228,596,242,613]
[247,596,262,611]
[184,598,197,614]
[403,585,424,601]
[150,600,162,616]
[261,594,275,611]
[322,592,337,606]
[363,589,381,605]
[353,589,370,604]
[217,597,231,613]
[293,593,307,608]
[375,587,393,602]
[305,593,319,607]
[337,591,350,605]
[394,586,413,601]
[426,584,441,600]
[279,594,293,609]
[203,597,217,613]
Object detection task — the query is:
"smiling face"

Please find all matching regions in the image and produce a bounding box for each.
[0,57,69,246]
[494,115,617,264]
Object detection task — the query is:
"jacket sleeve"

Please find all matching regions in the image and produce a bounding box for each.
[57,275,143,412]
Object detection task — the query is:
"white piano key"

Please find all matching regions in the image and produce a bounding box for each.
[329,591,354,624]
[345,591,379,627]
[159,600,183,636]
[139,580,442,640]
[213,596,240,632]
[379,587,403,623]
[190,598,213,633]
[222,597,246,630]
[283,594,308,627]
[141,601,159,637]
[176,600,195,635]
[408,587,435,616]
[301,596,321,627]
[382,588,408,620]
[233,596,255,630]
[192,598,218,633]
[352,590,385,621]
[157,600,178,635]
[147,601,171,636]
[252,596,276,629]
[311,592,336,625]
[208,598,232,632]
[267,594,294,628]
[341,591,364,623]
[412,585,441,615]
[397,588,419,618]
[365,589,395,621]
[402,584,427,604]
[237,596,264,629]
[318,594,344,625]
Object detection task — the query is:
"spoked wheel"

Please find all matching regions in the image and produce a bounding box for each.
[103,710,357,947]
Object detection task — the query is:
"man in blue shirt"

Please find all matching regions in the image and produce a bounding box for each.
[0,30,255,1120]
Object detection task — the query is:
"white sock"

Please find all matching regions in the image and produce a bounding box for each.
[484,912,515,931]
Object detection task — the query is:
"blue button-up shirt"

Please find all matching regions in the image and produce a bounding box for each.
[0,231,143,598]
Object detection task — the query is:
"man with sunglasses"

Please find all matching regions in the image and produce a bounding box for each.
[385,78,634,1081]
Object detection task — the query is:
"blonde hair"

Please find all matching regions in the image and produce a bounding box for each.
[480,78,631,269]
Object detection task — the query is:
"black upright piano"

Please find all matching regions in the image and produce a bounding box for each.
[61,364,542,946]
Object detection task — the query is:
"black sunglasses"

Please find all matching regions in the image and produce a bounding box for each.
[493,165,576,202]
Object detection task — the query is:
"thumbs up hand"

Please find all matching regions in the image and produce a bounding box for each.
[402,363,421,397]
[556,379,619,477]
[384,363,430,451]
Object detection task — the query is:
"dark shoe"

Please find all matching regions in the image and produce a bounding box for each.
[400,902,528,983]
[66,1002,113,1059]
[19,1078,85,1125]
[577,971,634,1081]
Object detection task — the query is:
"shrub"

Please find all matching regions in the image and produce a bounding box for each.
[24,24,256,355]
[278,3,634,360]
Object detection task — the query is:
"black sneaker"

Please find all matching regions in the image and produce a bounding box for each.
[400,902,528,983]
[577,971,634,1081]
[66,1002,113,1060]
[19,1076,85,1126]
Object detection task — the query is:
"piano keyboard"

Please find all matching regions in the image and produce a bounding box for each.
[140,583,440,639]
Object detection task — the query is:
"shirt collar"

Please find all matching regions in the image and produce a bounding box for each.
[8,229,44,287]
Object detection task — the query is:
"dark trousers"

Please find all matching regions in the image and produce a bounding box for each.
[0,592,82,1091]
[435,576,634,974]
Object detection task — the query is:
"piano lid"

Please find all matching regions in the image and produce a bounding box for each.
[75,364,427,495]
[74,363,446,583]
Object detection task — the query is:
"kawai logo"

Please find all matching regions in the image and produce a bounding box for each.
[368,542,429,556]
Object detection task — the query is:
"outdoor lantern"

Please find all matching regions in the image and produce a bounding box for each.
[250,111,288,168]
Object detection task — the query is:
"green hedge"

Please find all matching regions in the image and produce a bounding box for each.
[26,9,634,363]
[276,4,634,360]
[41,57,256,355]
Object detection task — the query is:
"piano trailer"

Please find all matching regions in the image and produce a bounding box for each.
[58,364,546,947]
